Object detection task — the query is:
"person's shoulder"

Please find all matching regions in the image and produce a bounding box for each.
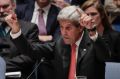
[51,4,61,12]
[109,30,120,39]
[18,20,37,29]
[19,20,35,25]
[16,4,29,13]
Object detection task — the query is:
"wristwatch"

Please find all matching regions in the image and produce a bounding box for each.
[87,27,96,32]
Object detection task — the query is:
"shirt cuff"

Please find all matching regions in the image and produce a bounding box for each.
[10,29,22,39]
[89,31,98,41]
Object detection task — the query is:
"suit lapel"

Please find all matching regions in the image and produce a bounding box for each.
[55,38,71,78]
[24,4,35,21]
[77,30,92,63]
[61,41,72,79]
[46,5,58,33]
[57,38,71,69]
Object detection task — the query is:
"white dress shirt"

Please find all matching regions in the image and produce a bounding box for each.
[31,2,51,27]
[10,28,98,78]
[75,32,84,61]
[0,22,10,35]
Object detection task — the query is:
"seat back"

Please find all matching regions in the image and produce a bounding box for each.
[105,62,120,79]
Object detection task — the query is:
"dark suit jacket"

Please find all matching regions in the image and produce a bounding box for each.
[103,29,120,62]
[12,30,109,79]
[0,20,39,78]
[71,0,86,6]
[16,3,60,41]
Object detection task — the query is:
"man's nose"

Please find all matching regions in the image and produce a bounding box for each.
[0,8,4,12]
[62,29,67,35]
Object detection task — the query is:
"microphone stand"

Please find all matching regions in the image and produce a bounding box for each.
[26,57,45,79]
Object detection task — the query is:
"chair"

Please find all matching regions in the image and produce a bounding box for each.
[105,62,120,79]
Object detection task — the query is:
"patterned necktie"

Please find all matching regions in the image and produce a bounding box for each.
[38,9,47,35]
[0,26,6,37]
[68,43,77,79]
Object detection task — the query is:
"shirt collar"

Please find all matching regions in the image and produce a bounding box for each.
[5,26,10,33]
[34,1,51,14]
[0,22,10,33]
[75,31,84,47]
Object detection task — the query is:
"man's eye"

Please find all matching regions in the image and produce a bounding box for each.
[2,4,9,9]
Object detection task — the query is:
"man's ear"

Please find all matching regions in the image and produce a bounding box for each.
[79,25,84,32]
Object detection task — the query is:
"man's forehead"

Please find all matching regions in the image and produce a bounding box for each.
[59,20,76,28]
[0,0,11,5]
[60,20,72,24]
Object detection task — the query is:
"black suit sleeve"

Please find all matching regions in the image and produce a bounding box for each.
[11,34,55,60]
[6,22,39,72]
[93,35,110,62]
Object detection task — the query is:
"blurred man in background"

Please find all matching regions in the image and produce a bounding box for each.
[0,0,39,78]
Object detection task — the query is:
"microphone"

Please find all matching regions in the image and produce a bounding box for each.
[26,57,45,79]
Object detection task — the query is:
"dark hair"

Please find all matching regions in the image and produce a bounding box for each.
[81,0,112,31]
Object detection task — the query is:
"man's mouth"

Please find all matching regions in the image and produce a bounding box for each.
[0,13,8,22]
[0,17,5,22]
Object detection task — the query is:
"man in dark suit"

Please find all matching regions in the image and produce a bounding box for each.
[16,0,60,42]
[7,6,109,79]
[16,0,61,78]
[0,0,39,78]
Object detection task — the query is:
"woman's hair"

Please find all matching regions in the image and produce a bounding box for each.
[81,0,112,31]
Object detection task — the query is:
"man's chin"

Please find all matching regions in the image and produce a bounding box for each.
[63,39,71,44]
[0,17,5,22]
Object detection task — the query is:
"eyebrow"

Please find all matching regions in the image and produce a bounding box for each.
[0,4,9,8]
